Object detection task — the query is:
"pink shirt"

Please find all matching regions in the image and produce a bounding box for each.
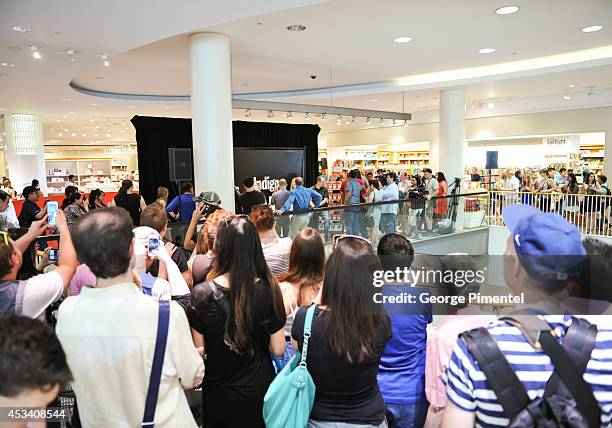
[425,308,497,409]
[69,264,97,296]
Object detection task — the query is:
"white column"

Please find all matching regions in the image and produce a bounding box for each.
[3,112,47,194]
[438,89,466,231]
[189,32,235,212]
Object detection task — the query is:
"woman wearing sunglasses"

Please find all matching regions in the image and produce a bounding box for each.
[292,236,392,427]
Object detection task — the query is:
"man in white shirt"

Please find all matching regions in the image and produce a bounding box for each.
[502,168,521,204]
[379,173,400,234]
[0,190,19,230]
[56,207,204,428]
[0,210,78,319]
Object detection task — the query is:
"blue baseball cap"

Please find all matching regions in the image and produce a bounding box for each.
[503,204,586,285]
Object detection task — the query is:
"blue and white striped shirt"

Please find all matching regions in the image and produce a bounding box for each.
[443,315,612,427]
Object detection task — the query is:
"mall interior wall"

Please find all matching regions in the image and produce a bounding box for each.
[326,105,612,174]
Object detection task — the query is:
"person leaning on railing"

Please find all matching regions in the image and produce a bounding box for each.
[583,172,603,234]
[560,173,581,224]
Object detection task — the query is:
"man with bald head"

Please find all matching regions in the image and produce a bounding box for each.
[277,176,322,239]
[56,208,204,427]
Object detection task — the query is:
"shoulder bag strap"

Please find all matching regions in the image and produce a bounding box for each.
[142,300,171,428]
[539,329,600,428]
[299,304,317,367]
[500,314,552,348]
[207,280,231,315]
[460,327,531,419]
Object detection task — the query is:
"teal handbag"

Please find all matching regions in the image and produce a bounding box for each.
[263,304,317,428]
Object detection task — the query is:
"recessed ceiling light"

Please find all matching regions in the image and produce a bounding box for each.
[13,26,31,33]
[479,48,496,54]
[100,54,110,67]
[91,103,99,106]
[69,111,75,114]
[82,133,87,137]
[58,133,63,137]
[568,84,576,88]
[370,99,379,102]
[30,45,41,59]
[563,94,571,100]
[1,62,15,67]
[94,134,98,137]
[582,25,603,33]
[286,24,306,32]
[393,36,413,44]
[63,128,68,132]
[62,98,71,102]
[71,132,76,137]
[487,102,495,109]
[495,5,519,15]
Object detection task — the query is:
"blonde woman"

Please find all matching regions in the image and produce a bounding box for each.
[156,186,169,207]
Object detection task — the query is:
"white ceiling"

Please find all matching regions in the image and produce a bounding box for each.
[1,0,612,147]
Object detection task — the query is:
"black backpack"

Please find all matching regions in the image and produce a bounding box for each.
[460,316,601,428]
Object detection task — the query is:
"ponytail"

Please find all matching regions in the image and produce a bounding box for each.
[117,180,132,202]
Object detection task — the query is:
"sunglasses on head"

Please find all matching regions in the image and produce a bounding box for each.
[332,234,372,250]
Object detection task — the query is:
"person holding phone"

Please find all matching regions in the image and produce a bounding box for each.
[18,185,47,228]
[0,210,79,319]
[64,192,87,230]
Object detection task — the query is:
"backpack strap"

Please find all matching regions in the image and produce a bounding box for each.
[141,300,170,427]
[540,330,600,428]
[206,280,230,316]
[500,315,552,349]
[544,317,598,396]
[460,327,531,419]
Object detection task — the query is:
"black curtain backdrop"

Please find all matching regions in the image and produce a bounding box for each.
[131,116,320,203]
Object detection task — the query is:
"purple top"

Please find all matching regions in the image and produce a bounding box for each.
[69,264,97,296]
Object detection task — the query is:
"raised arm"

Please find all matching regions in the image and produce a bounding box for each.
[53,210,80,290]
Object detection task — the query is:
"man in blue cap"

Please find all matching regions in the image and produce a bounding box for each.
[440,204,612,428]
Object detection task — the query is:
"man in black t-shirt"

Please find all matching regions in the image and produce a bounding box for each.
[18,185,47,228]
[238,177,266,214]
[470,167,483,183]
[308,175,330,241]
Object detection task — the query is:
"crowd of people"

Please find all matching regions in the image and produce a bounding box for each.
[0,172,611,428]
[486,166,611,233]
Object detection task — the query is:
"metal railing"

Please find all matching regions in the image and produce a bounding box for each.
[488,190,612,237]
[277,192,489,245]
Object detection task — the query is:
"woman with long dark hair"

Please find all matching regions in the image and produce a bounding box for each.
[278,227,325,338]
[583,172,603,233]
[110,179,146,226]
[63,192,87,230]
[61,185,78,210]
[188,215,286,428]
[292,237,391,427]
[88,189,106,211]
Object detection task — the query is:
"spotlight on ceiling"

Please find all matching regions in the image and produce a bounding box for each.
[13,26,31,33]
[244,109,252,118]
[320,113,326,121]
[404,120,409,126]
[563,93,571,100]
[267,110,273,118]
[30,45,41,59]
[393,36,413,44]
[66,48,78,61]
[287,111,293,119]
[495,5,519,15]
[337,115,343,124]
[286,24,306,32]
[581,25,603,33]
[365,117,372,124]
[304,113,311,120]
[479,48,496,54]
[392,119,397,126]
[100,53,110,67]
[380,118,385,126]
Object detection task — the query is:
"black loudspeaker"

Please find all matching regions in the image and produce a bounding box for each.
[320,158,328,170]
[485,151,499,170]
[168,148,193,181]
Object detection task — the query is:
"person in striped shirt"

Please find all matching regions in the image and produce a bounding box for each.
[441,204,612,427]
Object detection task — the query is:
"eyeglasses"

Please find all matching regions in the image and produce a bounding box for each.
[332,234,372,250]
[0,230,9,247]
